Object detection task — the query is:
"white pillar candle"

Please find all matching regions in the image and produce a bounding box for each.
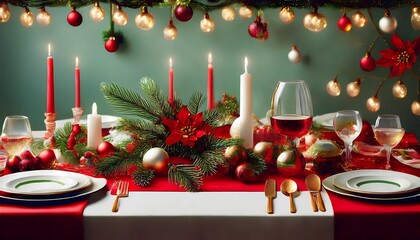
[87,102,102,149]
[239,57,253,149]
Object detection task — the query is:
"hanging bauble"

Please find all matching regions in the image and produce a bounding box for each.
[230,117,241,138]
[346,78,361,97]
[0,3,10,23]
[36,7,51,26]
[379,9,397,33]
[67,8,83,27]
[135,7,155,30]
[352,10,367,28]
[258,21,269,41]
[235,163,257,183]
[97,141,116,158]
[175,5,193,22]
[143,147,169,175]
[366,96,380,112]
[277,149,305,177]
[20,8,34,27]
[303,7,327,32]
[89,2,105,22]
[411,99,420,115]
[105,37,119,52]
[163,20,177,40]
[248,16,265,38]
[279,7,295,24]
[392,79,407,99]
[360,52,376,72]
[326,78,341,96]
[411,6,420,30]
[239,6,253,19]
[200,13,215,32]
[337,13,352,32]
[221,6,235,21]
[288,45,302,64]
[113,5,128,26]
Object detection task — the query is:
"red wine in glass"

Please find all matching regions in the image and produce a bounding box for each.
[271,115,313,140]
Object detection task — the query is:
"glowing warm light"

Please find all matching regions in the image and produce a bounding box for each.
[164,20,177,40]
[89,2,105,22]
[200,14,215,32]
[0,3,11,23]
[411,6,420,30]
[113,6,128,26]
[392,80,407,99]
[366,96,381,112]
[239,6,253,19]
[279,7,295,24]
[352,10,367,28]
[37,7,51,26]
[135,7,155,30]
[411,99,420,115]
[221,6,235,21]
[326,79,341,96]
[20,8,34,27]
[304,8,327,32]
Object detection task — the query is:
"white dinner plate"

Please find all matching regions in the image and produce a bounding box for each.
[0,176,106,203]
[333,169,420,195]
[313,112,335,129]
[392,149,420,169]
[0,170,92,196]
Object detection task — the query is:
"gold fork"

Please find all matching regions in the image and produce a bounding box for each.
[112,180,129,212]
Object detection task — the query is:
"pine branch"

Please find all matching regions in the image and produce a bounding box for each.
[168,164,203,192]
[95,153,139,176]
[115,118,166,139]
[132,167,155,187]
[246,150,267,175]
[191,150,222,175]
[140,77,175,119]
[188,92,205,114]
[203,109,223,126]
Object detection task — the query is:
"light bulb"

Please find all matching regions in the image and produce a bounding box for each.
[288,45,302,64]
[304,8,327,32]
[239,6,253,19]
[20,8,34,27]
[200,13,215,32]
[113,6,128,26]
[346,78,361,97]
[379,9,397,33]
[411,6,420,30]
[366,96,380,112]
[392,79,407,99]
[163,20,177,40]
[411,99,420,115]
[135,7,155,30]
[352,10,367,28]
[326,78,341,96]
[36,7,51,26]
[279,7,295,24]
[221,6,235,21]
[0,3,10,22]
[89,2,105,22]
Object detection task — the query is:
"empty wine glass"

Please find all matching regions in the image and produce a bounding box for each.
[0,115,33,158]
[373,114,405,170]
[333,110,362,167]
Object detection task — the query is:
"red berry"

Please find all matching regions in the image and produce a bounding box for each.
[84,151,95,159]
[72,124,81,134]
[126,142,137,153]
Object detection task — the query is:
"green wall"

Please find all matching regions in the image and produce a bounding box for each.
[0,5,419,138]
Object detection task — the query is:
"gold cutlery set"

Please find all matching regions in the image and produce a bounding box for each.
[264,174,326,214]
[112,180,130,213]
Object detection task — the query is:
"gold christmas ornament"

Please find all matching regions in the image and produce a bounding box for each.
[89,2,105,22]
[254,142,274,162]
[392,80,407,99]
[135,7,155,30]
[352,10,367,28]
[200,13,215,32]
[143,147,169,175]
[304,7,327,32]
[366,96,381,112]
[0,3,10,22]
[346,78,361,97]
[239,6,253,19]
[20,8,34,27]
[164,19,177,40]
[221,6,235,21]
[411,99,420,115]
[379,9,397,33]
[411,6,420,30]
[326,78,341,96]
[36,7,51,26]
[279,7,295,24]
[113,5,128,26]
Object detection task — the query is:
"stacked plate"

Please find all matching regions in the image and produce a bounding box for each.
[0,170,106,203]
[323,169,420,201]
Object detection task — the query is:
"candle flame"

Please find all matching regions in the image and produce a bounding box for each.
[75,57,79,67]
[92,102,97,115]
[169,57,173,68]
[244,57,248,72]
[208,53,212,64]
[48,44,51,56]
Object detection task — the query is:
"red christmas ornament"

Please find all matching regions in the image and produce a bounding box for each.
[105,37,119,52]
[248,16,265,38]
[67,8,83,27]
[360,52,376,72]
[235,163,258,183]
[276,149,305,177]
[337,13,352,32]
[37,149,56,169]
[97,141,116,158]
[174,5,193,22]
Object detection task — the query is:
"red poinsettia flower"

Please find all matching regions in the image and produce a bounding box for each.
[376,34,420,77]
[161,106,212,147]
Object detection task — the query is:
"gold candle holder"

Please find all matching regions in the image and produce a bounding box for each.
[72,107,84,124]
[44,112,56,140]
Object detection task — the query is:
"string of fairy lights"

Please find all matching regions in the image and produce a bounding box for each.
[0,0,419,115]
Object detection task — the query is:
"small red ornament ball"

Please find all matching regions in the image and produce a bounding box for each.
[248,17,265,38]
[97,141,116,158]
[360,52,376,72]
[105,37,119,53]
[235,163,257,183]
[337,14,352,32]
[67,9,83,27]
[38,149,57,169]
[174,5,193,22]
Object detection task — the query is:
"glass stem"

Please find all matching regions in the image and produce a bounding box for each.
[345,143,352,163]
[385,148,391,169]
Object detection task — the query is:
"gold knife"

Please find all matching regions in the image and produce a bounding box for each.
[265,179,276,214]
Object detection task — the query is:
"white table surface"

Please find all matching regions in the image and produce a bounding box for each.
[84,190,334,240]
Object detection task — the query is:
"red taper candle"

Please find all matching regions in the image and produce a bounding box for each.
[75,57,81,108]
[169,57,174,104]
[46,44,55,113]
[207,53,214,109]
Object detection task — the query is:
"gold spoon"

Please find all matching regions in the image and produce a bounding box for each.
[306,174,326,212]
[281,179,298,213]
[305,175,318,212]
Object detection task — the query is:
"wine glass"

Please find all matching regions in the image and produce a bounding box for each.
[373,114,405,170]
[0,115,33,158]
[270,80,313,147]
[333,110,362,168]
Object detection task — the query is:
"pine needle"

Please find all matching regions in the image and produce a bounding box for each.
[168,164,203,192]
